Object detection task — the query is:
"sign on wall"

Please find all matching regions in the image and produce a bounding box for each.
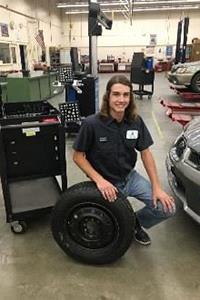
[149,34,157,46]
[165,45,173,58]
[146,46,155,56]
[0,23,9,37]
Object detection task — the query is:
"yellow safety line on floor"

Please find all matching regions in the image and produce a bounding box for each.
[151,111,164,140]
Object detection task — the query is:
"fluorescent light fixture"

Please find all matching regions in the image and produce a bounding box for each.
[57,2,121,8]
[65,9,128,15]
[134,5,200,11]
[65,5,200,14]
[58,0,200,6]
[135,0,200,3]
[58,3,88,8]
[65,11,88,14]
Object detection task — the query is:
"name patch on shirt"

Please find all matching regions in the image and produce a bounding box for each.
[126,130,138,139]
[99,136,108,142]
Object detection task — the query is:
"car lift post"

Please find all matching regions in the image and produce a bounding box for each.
[175,17,189,64]
[182,17,189,63]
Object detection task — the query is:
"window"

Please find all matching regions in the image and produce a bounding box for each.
[0,43,11,64]
[11,47,17,63]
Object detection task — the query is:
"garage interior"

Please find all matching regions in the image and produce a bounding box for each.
[0,1,200,299]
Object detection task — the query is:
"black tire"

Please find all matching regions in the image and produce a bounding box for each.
[191,72,200,93]
[51,181,135,265]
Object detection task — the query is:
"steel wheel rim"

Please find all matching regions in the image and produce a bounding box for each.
[64,202,119,249]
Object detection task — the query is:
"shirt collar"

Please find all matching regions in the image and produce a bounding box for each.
[99,113,130,126]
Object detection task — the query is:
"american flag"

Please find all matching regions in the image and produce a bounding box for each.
[35,30,45,50]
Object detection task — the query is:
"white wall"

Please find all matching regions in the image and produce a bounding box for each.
[62,10,200,61]
[0,0,63,71]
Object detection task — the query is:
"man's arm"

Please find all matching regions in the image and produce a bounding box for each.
[140,148,175,213]
[73,151,118,202]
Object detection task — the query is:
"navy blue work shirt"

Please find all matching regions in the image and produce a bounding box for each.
[73,113,153,184]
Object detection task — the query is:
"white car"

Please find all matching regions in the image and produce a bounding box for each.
[168,61,200,93]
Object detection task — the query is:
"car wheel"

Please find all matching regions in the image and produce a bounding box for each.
[191,72,200,93]
[51,181,135,265]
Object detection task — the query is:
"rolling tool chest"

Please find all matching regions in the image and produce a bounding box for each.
[0,101,67,233]
[130,52,154,99]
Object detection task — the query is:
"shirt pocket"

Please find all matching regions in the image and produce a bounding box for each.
[124,138,138,151]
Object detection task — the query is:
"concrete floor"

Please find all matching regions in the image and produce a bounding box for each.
[0,73,200,300]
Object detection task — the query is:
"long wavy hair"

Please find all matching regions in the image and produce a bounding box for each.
[100,75,137,120]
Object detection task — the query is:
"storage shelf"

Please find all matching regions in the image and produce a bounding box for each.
[98,63,114,73]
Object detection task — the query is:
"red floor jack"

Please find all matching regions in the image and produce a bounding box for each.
[160,98,200,126]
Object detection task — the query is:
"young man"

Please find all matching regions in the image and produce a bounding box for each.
[73,75,176,245]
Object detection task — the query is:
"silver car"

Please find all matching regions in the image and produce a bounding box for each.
[166,117,200,223]
[168,61,200,93]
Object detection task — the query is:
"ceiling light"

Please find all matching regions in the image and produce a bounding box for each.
[134,5,200,11]
[65,5,200,15]
[134,0,200,3]
[57,2,122,8]
[65,9,128,15]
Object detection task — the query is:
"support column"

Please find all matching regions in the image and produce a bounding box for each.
[88,0,98,77]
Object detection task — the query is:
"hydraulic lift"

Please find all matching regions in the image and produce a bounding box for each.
[162,16,200,126]
[170,84,200,101]
[160,98,200,126]
[160,81,200,126]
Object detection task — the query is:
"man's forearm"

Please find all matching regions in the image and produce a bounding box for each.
[73,151,104,184]
[141,148,176,211]
[141,149,161,190]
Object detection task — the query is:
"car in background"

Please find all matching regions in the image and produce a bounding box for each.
[167,61,200,93]
[166,117,200,223]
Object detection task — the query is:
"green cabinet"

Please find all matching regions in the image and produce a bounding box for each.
[39,75,51,100]
[0,81,8,102]
[49,73,57,96]
[6,72,57,103]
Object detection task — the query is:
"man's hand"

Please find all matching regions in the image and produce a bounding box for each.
[152,187,176,213]
[96,178,118,202]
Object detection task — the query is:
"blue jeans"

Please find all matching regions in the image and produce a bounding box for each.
[116,169,176,229]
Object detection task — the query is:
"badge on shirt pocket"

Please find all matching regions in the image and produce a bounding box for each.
[126,130,138,139]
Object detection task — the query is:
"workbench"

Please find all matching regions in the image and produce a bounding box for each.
[6,71,57,102]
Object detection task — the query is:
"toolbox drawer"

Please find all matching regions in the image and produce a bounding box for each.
[1,122,63,179]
